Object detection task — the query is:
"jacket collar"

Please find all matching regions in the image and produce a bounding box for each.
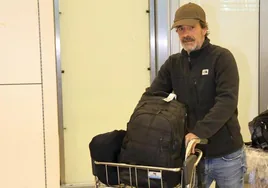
[181,37,210,57]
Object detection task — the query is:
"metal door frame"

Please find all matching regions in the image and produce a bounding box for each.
[53,0,66,185]
[149,0,181,83]
[259,0,268,113]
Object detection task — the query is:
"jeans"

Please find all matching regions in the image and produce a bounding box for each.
[197,147,247,188]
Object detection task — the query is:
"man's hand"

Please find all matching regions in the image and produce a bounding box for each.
[185,133,199,154]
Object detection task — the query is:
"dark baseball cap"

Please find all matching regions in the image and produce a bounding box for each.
[171,3,206,29]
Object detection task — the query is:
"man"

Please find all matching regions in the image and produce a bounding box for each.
[145,3,247,188]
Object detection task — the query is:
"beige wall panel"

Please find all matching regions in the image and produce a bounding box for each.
[60,0,150,184]
[0,0,41,84]
[39,0,61,187]
[0,85,45,188]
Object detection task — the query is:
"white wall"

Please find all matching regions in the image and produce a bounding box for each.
[0,0,60,188]
[59,0,150,185]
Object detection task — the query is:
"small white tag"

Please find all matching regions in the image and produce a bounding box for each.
[148,171,162,179]
[202,69,209,75]
[163,93,177,102]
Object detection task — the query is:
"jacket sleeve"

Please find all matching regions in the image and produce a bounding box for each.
[144,57,173,94]
[191,49,239,139]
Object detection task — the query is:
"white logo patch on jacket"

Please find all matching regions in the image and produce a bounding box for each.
[202,69,209,75]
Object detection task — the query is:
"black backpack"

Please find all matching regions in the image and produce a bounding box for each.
[118,92,187,187]
[248,109,268,150]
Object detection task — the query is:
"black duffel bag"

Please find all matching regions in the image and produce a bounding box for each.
[89,130,126,185]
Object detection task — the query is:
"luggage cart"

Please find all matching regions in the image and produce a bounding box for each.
[91,139,207,188]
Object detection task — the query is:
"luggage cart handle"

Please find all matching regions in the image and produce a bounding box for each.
[183,139,208,187]
[185,138,208,159]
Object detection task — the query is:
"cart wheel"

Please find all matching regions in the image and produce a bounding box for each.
[95,176,100,188]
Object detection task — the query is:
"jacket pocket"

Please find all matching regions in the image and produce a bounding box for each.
[195,74,215,103]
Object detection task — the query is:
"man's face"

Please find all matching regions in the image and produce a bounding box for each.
[176,23,207,53]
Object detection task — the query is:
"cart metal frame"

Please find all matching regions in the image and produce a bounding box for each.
[92,139,206,188]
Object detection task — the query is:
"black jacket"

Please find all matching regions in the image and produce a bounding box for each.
[145,38,244,157]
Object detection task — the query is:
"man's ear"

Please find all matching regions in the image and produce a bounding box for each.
[202,28,208,36]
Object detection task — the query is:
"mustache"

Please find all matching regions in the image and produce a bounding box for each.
[182,36,195,43]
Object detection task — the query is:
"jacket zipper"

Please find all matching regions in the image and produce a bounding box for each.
[194,79,200,104]
[188,56,200,105]
[188,56,192,70]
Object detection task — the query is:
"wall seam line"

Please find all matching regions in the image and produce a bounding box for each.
[37,0,48,187]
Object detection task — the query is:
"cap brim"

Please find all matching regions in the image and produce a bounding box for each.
[171,19,199,29]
